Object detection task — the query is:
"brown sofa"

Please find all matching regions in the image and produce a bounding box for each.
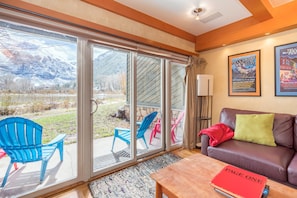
[200,108,297,188]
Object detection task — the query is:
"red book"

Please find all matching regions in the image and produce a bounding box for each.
[210,165,267,198]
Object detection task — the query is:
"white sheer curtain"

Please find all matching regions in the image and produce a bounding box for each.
[183,56,207,149]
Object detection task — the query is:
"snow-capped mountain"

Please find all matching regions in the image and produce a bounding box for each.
[0,22,77,90]
[0,21,128,91]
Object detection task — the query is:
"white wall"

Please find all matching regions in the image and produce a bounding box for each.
[200,28,297,123]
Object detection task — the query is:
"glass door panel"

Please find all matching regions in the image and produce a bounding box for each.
[136,54,162,154]
[170,62,186,146]
[0,20,77,197]
[92,45,132,172]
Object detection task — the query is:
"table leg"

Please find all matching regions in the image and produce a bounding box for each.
[155,182,162,198]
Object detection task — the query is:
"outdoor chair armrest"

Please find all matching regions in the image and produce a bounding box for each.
[45,134,66,146]
[114,127,130,132]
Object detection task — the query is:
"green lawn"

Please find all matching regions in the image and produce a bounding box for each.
[33,100,129,144]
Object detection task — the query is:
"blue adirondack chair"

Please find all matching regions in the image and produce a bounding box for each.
[0,117,66,187]
[111,111,157,151]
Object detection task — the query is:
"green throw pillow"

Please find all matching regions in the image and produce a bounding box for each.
[233,114,276,146]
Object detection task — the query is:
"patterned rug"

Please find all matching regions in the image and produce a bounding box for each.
[89,153,182,198]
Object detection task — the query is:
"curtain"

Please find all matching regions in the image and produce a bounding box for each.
[183,55,207,149]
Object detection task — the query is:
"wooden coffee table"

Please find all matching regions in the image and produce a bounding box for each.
[150,153,297,198]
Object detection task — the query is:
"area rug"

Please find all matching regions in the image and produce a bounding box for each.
[89,153,182,198]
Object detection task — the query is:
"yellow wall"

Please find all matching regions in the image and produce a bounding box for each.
[22,0,195,53]
[200,28,297,124]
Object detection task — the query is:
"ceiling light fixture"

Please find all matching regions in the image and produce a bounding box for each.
[193,8,203,20]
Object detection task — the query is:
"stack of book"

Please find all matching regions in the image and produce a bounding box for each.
[211,165,270,198]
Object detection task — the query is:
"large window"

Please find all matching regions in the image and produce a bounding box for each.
[0,11,188,196]
[0,20,78,197]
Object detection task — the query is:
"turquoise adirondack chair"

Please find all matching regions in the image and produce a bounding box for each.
[111,111,157,151]
[0,117,66,187]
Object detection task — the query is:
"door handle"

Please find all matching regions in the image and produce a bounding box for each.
[91,98,98,115]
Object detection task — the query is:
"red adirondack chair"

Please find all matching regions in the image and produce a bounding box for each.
[149,111,185,144]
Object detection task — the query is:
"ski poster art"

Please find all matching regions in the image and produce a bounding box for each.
[228,50,261,96]
[275,42,297,96]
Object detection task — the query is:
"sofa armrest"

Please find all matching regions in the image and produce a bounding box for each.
[200,134,210,156]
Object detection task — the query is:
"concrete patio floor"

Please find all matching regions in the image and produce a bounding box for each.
[0,128,183,197]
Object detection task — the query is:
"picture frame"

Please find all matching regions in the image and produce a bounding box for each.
[228,50,261,96]
[274,42,297,96]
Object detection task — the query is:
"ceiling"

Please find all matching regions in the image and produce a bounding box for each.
[82,0,297,52]
[114,0,292,36]
[115,0,251,36]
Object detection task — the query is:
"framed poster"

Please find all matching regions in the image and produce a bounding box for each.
[228,50,261,96]
[275,42,297,96]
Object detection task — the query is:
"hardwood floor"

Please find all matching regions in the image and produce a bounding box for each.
[43,148,200,198]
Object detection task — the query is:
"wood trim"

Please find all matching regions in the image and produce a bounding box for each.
[196,0,297,51]
[81,0,196,43]
[0,1,197,56]
[239,0,272,21]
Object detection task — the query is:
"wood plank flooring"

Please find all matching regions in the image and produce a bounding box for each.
[43,148,199,198]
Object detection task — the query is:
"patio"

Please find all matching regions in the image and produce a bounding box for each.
[0,128,182,197]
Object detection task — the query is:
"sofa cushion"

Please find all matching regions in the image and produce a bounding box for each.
[273,113,295,148]
[288,153,297,186]
[220,108,294,148]
[233,114,276,146]
[207,140,295,182]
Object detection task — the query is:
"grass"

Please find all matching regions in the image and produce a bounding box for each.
[93,100,130,138]
[31,99,129,144]
[34,112,76,144]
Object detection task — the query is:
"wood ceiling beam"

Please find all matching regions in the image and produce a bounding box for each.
[239,0,272,21]
[195,0,297,52]
[81,0,196,43]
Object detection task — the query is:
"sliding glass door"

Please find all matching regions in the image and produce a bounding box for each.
[170,62,186,146]
[91,47,165,172]
[92,44,134,172]
[136,54,163,155]
[90,45,187,175]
